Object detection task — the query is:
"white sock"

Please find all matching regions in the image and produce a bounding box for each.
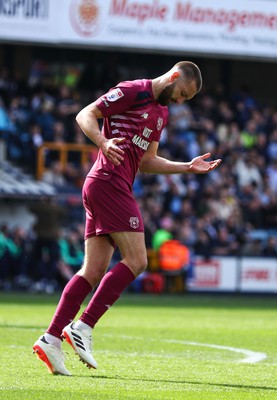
[44,332,62,349]
[74,320,92,333]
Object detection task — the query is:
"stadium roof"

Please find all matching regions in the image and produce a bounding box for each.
[0,162,56,199]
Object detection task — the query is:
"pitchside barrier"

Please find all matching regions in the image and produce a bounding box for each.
[146,251,277,293]
[187,256,277,293]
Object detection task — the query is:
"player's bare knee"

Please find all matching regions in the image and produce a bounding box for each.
[124,256,148,276]
[78,268,105,287]
[136,261,148,276]
[139,256,148,273]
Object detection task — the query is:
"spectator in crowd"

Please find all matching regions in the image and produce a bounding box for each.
[267,129,277,162]
[152,216,174,250]
[234,150,263,191]
[240,119,258,149]
[58,228,84,283]
[32,95,56,140]
[0,225,16,289]
[240,238,263,257]
[194,230,214,259]
[24,122,44,172]
[8,226,30,280]
[207,186,240,222]
[266,159,277,194]
[213,226,239,255]
[42,160,67,187]
[168,101,193,139]
[0,97,18,161]
[29,198,67,293]
[0,225,33,290]
[262,237,277,257]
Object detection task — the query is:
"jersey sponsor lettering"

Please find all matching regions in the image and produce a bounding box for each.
[132,134,150,151]
[142,126,152,138]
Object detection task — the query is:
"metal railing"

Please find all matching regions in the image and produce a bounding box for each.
[36,142,98,180]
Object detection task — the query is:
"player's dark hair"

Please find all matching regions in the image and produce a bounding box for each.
[174,61,202,93]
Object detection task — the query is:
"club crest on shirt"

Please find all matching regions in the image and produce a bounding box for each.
[129,217,139,229]
[106,88,124,102]
[157,117,163,130]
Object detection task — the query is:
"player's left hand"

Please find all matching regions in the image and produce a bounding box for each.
[188,153,222,174]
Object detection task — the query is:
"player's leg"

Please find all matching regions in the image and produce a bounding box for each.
[76,234,116,286]
[33,235,114,374]
[80,231,147,325]
[110,230,148,276]
[48,235,114,337]
[62,231,147,369]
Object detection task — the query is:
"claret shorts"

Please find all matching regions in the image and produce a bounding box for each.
[82,176,144,240]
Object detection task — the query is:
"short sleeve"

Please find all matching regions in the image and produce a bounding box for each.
[95,83,138,117]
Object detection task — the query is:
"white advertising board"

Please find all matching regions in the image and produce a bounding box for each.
[0,0,277,59]
[0,0,59,43]
[187,256,238,292]
[240,257,277,293]
[60,0,277,59]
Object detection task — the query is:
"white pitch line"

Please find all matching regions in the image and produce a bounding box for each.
[103,334,267,364]
[3,328,267,364]
[165,339,267,364]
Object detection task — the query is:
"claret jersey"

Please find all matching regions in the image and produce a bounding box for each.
[87,79,168,189]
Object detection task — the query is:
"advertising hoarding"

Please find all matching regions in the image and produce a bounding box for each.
[0,0,277,59]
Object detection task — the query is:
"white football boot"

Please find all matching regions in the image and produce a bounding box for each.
[33,335,71,376]
[62,322,97,369]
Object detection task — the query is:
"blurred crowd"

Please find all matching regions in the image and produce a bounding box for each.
[0,221,86,293]
[1,59,277,292]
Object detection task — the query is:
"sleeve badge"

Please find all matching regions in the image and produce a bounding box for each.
[106,88,124,102]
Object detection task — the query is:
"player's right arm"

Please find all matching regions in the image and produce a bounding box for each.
[76,103,125,166]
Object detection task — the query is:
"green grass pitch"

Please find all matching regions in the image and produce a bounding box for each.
[0,292,276,400]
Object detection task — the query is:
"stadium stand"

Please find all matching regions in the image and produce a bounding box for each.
[1,56,277,293]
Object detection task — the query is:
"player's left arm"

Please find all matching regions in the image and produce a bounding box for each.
[139,141,221,174]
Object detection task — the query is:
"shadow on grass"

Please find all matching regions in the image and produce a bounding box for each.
[83,374,277,392]
[0,324,46,330]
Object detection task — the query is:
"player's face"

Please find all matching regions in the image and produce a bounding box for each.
[157,75,197,106]
[157,81,177,106]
